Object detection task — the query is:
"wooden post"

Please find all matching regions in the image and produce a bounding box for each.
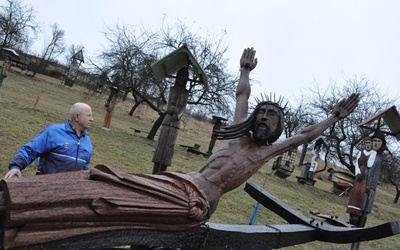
[102,86,119,129]
[149,45,208,174]
[206,116,227,156]
[152,67,189,173]
[33,92,42,109]
[298,143,308,166]
[33,78,41,109]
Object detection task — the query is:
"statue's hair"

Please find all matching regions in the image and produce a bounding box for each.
[213,99,286,144]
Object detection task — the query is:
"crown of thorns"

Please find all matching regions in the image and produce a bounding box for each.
[254,93,288,111]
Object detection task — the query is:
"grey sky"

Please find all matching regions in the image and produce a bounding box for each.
[23,0,400,106]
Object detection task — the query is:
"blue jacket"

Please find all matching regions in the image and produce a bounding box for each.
[9,121,93,174]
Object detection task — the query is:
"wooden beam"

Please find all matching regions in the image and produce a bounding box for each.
[244,182,400,244]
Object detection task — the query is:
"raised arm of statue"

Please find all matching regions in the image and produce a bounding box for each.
[279,93,360,152]
[234,48,258,124]
[307,94,358,136]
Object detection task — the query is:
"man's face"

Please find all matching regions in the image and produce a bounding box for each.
[372,138,383,152]
[76,106,94,130]
[252,104,280,143]
[364,140,372,151]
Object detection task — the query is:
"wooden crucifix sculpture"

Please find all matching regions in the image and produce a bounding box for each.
[0,48,360,249]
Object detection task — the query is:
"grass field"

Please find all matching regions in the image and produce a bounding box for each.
[1,67,399,249]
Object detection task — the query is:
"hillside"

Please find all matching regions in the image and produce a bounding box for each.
[0,67,399,249]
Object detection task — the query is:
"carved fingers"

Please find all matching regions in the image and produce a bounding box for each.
[332,93,360,119]
[240,47,258,71]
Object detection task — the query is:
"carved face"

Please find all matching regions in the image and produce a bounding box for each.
[252,104,280,144]
[364,139,372,151]
[372,138,383,152]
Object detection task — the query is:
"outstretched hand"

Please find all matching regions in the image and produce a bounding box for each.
[332,93,360,119]
[5,168,21,179]
[240,47,258,71]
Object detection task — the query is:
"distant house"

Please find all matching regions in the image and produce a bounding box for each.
[1,47,30,70]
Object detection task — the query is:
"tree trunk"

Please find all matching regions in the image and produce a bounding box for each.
[298,143,308,166]
[122,89,129,101]
[394,192,400,203]
[394,185,400,203]
[315,150,329,174]
[128,102,141,116]
[389,178,400,203]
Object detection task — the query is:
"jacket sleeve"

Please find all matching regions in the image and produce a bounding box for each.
[8,128,52,171]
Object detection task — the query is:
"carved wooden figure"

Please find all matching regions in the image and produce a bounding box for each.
[64,50,84,87]
[347,131,385,227]
[347,131,385,250]
[152,67,189,173]
[0,48,360,249]
[102,86,119,129]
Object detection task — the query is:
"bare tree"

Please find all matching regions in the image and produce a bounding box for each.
[282,97,320,167]
[283,96,316,139]
[95,20,237,140]
[380,151,400,203]
[307,76,397,174]
[141,20,237,139]
[31,23,65,77]
[307,77,400,203]
[153,20,237,117]
[0,0,39,50]
[95,23,162,118]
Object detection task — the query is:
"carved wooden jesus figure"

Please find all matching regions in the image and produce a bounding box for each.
[0,48,360,249]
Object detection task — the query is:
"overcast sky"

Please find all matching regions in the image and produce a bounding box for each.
[22,0,400,107]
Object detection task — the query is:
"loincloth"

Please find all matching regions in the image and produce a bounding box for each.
[1,165,210,249]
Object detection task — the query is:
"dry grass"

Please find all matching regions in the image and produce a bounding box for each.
[1,67,399,249]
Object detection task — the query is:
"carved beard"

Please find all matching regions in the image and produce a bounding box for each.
[252,124,276,144]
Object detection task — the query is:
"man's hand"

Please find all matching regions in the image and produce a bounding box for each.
[240,47,258,71]
[331,93,360,119]
[5,169,21,179]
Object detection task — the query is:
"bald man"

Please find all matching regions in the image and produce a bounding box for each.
[5,102,94,178]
